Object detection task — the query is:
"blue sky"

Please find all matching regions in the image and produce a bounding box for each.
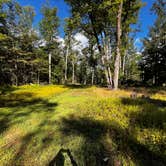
[17,0,70,35]
[135,0,156,49]
[17,0,156,49]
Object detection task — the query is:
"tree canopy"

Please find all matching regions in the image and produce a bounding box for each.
[0,0,165,87]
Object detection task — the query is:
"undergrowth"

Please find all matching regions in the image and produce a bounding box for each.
[0,85,165,166]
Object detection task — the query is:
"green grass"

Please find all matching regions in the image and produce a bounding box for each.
[0,85,165,166]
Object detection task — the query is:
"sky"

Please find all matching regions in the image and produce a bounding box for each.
[17,0,156,50]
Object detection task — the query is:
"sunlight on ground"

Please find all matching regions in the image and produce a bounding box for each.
[15,85,68,98]
[0,85,165,166]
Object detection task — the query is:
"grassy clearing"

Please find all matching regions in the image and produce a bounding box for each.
[0,85,165,166]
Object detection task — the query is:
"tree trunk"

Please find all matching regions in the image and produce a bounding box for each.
[106,37,113,88]
[15,56,18,86]
[49,53,51,84]
[122,52,126,76]
[15,73,18,86]
[101,56,110,85]
[37,70,40,85]
[65,46,68,84]
[84,77,87,85]
[101,32,113,87]
[107,67,113,87]
[91,67,94,85]
[113,1,123,90]
[72,61,75,84]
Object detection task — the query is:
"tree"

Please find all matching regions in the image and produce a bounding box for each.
[65,0,142,89]
[122,39,141,83]
[140,0,166,86]
[0,0,9,41]
[113,0,123,90]
[0,0,38,85]
[65,0,114,87]
[39,3,59,84]
[64,18,73,83]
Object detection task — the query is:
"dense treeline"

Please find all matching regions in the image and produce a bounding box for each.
[140,0,166,86]
[0,0,165,87]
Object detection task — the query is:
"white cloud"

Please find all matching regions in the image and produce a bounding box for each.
[36,39,46,47]
[56,36,65,48]
[136,51,142,55]
[74,33,89,49]
[54,33,89,54]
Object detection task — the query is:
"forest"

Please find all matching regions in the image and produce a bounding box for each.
[0,0,166,166]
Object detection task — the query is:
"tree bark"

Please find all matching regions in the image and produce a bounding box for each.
[15,56,18,86]
[114,1,123,90]
[107,67,113,87]
[91,67,94,85]
[84,77,87,85]
[65,46,69,84]
[101,32,113,87]
[105,36,113,88]
[122,52,126,76]
[72,60,75,84]
[48,53,51,84]
[37,70,40,85]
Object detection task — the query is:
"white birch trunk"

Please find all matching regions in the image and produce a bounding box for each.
[65,46,68,83]
[114,1,123,90]
[49,53,51,84]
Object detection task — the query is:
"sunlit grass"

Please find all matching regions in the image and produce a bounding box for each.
[14,84,68,98]
[0,85,165,166]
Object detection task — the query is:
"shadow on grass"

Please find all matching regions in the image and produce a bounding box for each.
[121,97,166,108]
[0,93,59,165]
[0,86,18,95]
[123,87,166,95]
[129,108,166,130]
[59,115,166,166]
[64,84,92,89]
[121,97,166,130]
[0,92,41,108]
[59,116,107,166]
[0,92,58,134]
[1,87,165,165]
[9,128,57,166]
[49,148,78,166]
[61,116,107,141]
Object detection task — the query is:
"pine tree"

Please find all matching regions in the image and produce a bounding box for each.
[39,3,59,84]
[140,0,166,86]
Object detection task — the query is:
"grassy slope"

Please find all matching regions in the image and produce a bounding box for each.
[0,85,165,166]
